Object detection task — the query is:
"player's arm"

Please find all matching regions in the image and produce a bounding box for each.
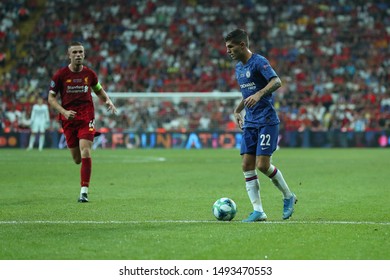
[47,90,77,120]
[30,105,36,122]
[233,98,245,130]
[92,82,117,114]
[244,76,282,108]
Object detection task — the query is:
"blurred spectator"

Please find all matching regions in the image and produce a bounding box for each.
[1,0,389,137]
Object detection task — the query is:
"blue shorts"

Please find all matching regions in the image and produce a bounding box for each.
[240,124,279,156]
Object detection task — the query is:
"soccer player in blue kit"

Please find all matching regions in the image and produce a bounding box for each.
[224,29,297,222]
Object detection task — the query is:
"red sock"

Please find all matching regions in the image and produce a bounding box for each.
[80,157,92,187]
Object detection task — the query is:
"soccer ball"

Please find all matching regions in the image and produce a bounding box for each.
[212,197,237,221]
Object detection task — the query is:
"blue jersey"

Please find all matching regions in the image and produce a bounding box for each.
[235,53,280,128]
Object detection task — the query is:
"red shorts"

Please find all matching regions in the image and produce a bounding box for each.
[62,119,96,148]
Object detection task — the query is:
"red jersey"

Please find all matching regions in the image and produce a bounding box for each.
[49,65,98,121]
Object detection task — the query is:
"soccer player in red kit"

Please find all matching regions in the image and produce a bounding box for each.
[48,42,117,202]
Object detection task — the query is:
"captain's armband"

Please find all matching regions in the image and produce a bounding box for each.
[92,82,103,92]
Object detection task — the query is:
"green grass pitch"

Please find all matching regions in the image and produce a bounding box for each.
[0,148,389,260]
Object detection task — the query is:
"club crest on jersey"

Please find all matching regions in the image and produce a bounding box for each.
[246,70,251,78]
[50,80,55,87]
[84,77,89,84]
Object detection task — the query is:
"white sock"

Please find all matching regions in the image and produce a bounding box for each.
[38,135,45,150]
[80,186,88,195]
[244,170,264,212]
[266,165,292,199]
[28,134,36,149]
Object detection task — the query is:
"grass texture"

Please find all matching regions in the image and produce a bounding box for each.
[0,148,389,260]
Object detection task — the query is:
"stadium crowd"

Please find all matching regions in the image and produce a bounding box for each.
[1,0,389,138]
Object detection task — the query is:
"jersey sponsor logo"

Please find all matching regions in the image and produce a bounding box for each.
[239,82,255,89]
[66,85,86,93]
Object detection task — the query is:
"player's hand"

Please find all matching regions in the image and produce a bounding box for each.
[63,110,77,120]
[234,112,244,130]
[244,93,261,108]
[106,99,117,114]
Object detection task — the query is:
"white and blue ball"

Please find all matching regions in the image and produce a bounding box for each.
[212,197,237,221]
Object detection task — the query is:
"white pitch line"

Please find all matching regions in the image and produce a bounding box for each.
[0,220,389,225]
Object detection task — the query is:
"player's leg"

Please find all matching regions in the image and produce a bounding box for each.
[62,121,85,201]
[77,138,93,203]
[62,121,81,164]
[76,120,95,203]
[257,155,293,199]
[27,132,36,150]
[38,123,45,151]
[28,123,38,150]
[68,145,90,202]
[69,146,81,164]
[241,128,267,222]
[256,124,297,219]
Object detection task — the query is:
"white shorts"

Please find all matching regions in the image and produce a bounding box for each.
[31,121,47,133]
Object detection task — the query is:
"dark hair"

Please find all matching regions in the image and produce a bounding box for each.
[224,29,249,47]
